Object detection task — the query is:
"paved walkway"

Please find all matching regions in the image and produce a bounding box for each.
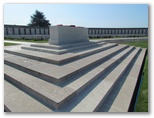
[4,37,148,48]
[4,37,148,44]
[4,40,47,45]
[91,37,148,41]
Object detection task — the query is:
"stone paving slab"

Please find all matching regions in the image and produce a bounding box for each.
[4,80,52,112]
[71,48,140,112]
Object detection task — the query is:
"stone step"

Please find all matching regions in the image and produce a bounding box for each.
[74,43,117,58]
[57,46,135,111]
[66,46,135,93]
[4,65,76,110]
[4,80,53,112]
[21,42,107,55]
[4,46,134,110]
[100,49,147,112]
[4,43,118,65]
[31,41,104,49]
[4,45,128,84]
[70,48,140,112]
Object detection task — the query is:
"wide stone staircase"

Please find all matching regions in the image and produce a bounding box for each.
[4,40,147,112]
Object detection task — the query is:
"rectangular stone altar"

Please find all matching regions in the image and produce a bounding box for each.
[49,26,89,45]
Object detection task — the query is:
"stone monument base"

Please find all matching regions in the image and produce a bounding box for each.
[49,26,89,45]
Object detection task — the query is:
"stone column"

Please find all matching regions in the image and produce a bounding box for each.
[8,28,13,35]
[31,28,35,35]
[14,28,19,35]
[26,28,30,35]
[4,28,7,35]
[45,29,49,35]
[36,28,40,35]
[40,29,44,35]
[20,28,25,35]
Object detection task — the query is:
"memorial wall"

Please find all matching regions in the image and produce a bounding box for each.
[4,25,50,39]
[4,25,148,40]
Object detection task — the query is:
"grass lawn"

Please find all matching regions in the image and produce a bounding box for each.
[4,42,19,46]
[119,41,148,112]
[4,39,48,43]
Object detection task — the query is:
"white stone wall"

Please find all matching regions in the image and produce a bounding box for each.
[4,25,148,39]
[88,28,148,38]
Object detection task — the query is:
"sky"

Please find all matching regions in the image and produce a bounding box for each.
[4,4,148,28]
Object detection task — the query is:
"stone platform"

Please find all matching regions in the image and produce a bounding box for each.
[4,39,147,112]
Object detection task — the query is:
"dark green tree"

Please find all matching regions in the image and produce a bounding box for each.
[28,10,51,27]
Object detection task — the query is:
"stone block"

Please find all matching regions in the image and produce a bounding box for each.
[49,26,89,45]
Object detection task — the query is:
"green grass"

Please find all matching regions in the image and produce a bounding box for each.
[4,38,48,43]
[119,41,148,112]
[119,41,148,49]
[4,42,19,46]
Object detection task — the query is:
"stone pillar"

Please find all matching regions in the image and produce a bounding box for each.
[8,28,13,35]
[20,28,25,35]
[26,28,30,35]
[14,28,19,35]
[4,28,7,35]
[36,28,40,35]
[31,28,35,35]
[45,29,49,35]
[40,29,44,35]
[143,29,146,35]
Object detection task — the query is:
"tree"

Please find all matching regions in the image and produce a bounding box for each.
[28,10,51,27]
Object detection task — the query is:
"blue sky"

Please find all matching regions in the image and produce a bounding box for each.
[4,4,148,28]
